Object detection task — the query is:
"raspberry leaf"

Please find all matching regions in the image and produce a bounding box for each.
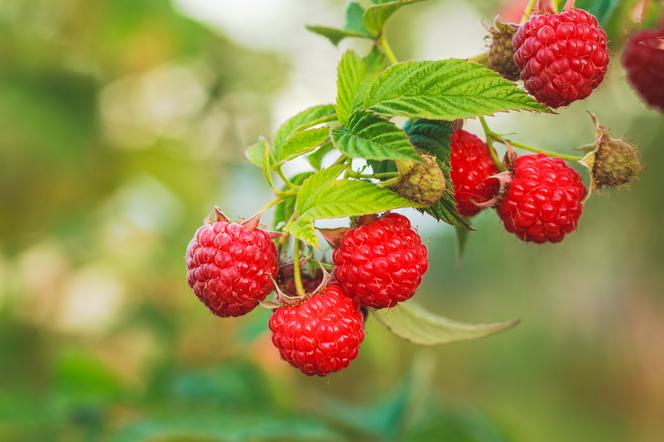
[305,26,371,46]
[371,301,520,345]
[336,49,385,124]
[575,0,619,26]
[344,2,371,36]
[307,140,335,170]
[276,127,330,164]
[306,2,372,46]
[273,172,314,230]
[363,0,428,37]
[336,50,367,125]
[403,119,471,229]
[244,136,269,169]
[286,166,414,247]
[361,59,550,119]
[274,105,336,159]
[331,111,421,161]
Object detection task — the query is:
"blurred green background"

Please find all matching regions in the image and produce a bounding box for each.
[1,0,663,441]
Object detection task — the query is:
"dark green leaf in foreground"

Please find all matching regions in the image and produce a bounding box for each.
[403,118,471,229]
[332,111,420,161]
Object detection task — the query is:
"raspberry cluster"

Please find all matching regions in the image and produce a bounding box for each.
[185,211,430,376]
[182,3,637,379]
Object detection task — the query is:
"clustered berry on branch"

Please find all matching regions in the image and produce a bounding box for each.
[185,0,653,376]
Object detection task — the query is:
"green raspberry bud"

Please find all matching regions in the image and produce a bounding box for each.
[487,21,520,81]
[395,154,446,206]
[591,134,641,189]
[581,114,641,190]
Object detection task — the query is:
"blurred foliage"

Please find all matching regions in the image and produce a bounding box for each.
[1,0,664,441]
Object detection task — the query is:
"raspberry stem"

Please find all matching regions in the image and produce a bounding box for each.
[521,0,538,23]
[481,117,584,162]
[347,170,399,180]
[497,139,583,162]
[292,238,306,297]
[379,33,398,65]
[479,116,507,171]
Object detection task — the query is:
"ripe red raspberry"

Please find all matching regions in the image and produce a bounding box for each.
[450,130,500,217]
[269,284,364,376]
[333,213,428,309]
[622,27,664,113]
[186,220,278,317]
[513,8,609,108]
[497,154,586,243]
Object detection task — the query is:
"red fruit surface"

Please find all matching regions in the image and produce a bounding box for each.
[622,27,664,113]
[333,213,428,309]
[186,221,278,317]
[497,154,586,243]
[513,8,609,107]
[450,130,500,217]
[269,284,364,376]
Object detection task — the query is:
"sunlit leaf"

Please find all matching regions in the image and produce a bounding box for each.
[362,59,550,119]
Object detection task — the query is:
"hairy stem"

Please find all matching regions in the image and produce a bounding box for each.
[479,116,507,171]
[292,238,306,297]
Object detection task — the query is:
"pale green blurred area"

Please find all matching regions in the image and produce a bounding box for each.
[1,0,663,441]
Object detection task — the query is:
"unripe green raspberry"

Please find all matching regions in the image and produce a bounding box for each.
[487,22,519,81]
[395,154,446,206]
[582,115,641,190]
[592,135,641,189]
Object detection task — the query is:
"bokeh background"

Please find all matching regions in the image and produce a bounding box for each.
[1,0,663,441]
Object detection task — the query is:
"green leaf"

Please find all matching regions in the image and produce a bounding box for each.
[277,127,330,164]
[244,136,268,168]
[352,48,387,114]
[576,0,619,26]
[363,0,427,37]
[403,119,470,229]
[361,59,550,120]
[336,49,386,125]
[402,118,453,166]
[331,111,420,161]
[274,104,336,158]
[344,2,371,36]
[371,301,520,345]
[336,50,367,125]
[305,25,370,46]
[286,166,414,247]
[307,140,335,170]
[273,172,313,230]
